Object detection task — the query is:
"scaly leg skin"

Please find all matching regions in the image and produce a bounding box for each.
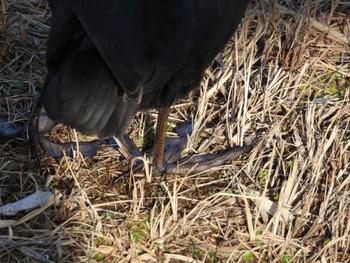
[163,121,192,163]
[0,109,105,159]
[35,111,105,158]
[152,107,170,168]
[152,109,255,174]
[109,116,193,175]
[111,107,255,176]
[161,144,254,174]
[1,108,254,175]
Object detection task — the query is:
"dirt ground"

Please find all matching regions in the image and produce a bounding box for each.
[0,0,349,262]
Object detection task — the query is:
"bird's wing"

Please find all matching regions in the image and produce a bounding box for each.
[43,0,248,137]
[66,1,198,101]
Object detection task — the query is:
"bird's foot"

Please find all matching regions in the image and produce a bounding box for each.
[109,121,192,175]
[0,112,105,158]
[1,115,255,175]
[153,143,254,175]
[112,121,255,176]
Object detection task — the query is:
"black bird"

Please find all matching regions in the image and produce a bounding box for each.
[40,0,250,173]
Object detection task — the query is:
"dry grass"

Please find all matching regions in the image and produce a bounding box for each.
[1,0,350,262]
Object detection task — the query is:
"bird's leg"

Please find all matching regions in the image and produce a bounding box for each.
[151,106,170,172]
[28,98,45,163]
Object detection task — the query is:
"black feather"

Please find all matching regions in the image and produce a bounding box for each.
[43,0,249,138]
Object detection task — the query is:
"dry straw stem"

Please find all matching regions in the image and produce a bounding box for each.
[1,0,350,262]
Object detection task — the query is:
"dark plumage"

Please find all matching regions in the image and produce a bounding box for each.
[43,0,249,138]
